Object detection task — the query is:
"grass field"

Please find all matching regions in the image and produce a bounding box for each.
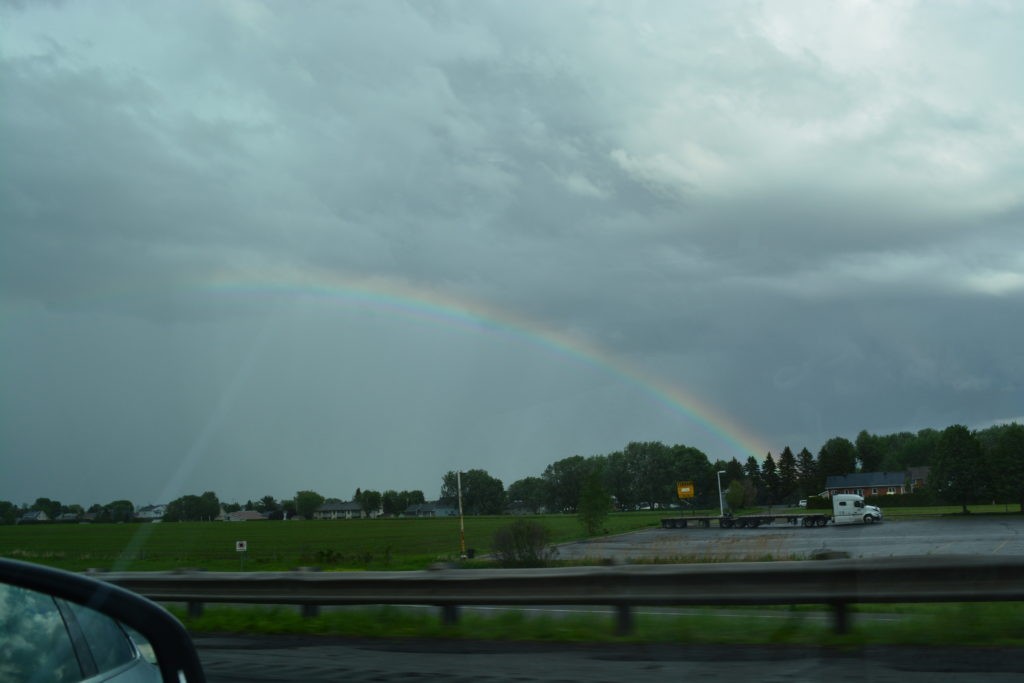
[0,511,674,572]
[3,505,1018,573]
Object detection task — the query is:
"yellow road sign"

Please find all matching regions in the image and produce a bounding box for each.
[676,481,695,499]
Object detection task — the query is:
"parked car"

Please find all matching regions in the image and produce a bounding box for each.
[798,499,807,508]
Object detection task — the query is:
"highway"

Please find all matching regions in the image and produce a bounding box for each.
[195,635,1024,682]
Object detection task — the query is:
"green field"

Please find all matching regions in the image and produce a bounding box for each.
[3,505,1018,573]
[0,512,674,572]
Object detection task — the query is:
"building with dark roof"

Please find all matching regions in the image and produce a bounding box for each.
[825,471,907,497]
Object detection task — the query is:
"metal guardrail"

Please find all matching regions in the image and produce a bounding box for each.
[95,555,1024,634]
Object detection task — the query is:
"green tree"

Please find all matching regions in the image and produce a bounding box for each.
[164,495,201,522]
[541,455,590,512]
[723,458,744,485]
[31,498,62,520]
[440,470,505,515]
[294,490,325,519]
[577,468,611,535]
[984,423,1024,511]
[507,476,548,513]
[855,430,885,472]
[0,501,18,525]
[931,424,984,513]
[761,452,780,505]
[777,446,798,503]
[725,479,756,511]
[255,496,278,513]
[817,437,857,480]
[796,447,820,496]
[198,492,220,520]
[357,489,382,515]
[103,499,135,523]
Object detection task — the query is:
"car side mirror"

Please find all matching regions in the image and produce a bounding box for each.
[0,557,206,683]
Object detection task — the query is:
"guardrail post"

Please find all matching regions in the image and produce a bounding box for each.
[187,601,204,618]
[831,601,849,634]
[440,604,460,626]
[615,604,634,636]
[297,566,321,618]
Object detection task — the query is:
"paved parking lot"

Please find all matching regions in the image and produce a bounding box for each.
[555,517,1024,562]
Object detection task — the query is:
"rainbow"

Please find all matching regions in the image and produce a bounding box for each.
[206,265,769,462]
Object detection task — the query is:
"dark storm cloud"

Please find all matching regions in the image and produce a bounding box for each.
[1,0,1022,504]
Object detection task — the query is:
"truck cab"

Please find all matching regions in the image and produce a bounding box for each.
[831,493,883,525]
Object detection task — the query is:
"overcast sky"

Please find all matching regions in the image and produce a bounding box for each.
[2,1,1022,508]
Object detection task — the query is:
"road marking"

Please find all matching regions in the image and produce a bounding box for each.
[993,540,1008,553]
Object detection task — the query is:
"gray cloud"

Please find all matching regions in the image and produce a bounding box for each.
[2,0,1022,505]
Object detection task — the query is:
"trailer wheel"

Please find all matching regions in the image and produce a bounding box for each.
[720,518,733,528]
[816,518,828,527]
[802,517,814,528]
[864,515,875,524]
[749,519,761,528]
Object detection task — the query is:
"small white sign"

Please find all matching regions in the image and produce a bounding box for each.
[236,540,247,552]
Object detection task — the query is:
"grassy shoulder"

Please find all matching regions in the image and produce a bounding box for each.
[170,602,1024,648]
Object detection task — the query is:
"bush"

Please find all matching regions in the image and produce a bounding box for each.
[491,519,558,568]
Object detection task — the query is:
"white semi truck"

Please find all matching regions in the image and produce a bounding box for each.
[660,493,883,529]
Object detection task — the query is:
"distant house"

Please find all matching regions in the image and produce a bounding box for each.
[55,512,80,523]
[136,504,167,520]
[224,510,267,522]
[314,501,365,520]
[825,472,907,497]
[404,502,458,518]
[16,510,48,524]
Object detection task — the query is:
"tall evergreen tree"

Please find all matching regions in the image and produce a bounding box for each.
[777,446,798,502]
[796,447,819,496]
[762,452,781,505]
[743,455,763,493]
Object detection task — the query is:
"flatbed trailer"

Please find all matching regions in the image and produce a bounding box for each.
[660,513,829,529]
[660,493,883,529]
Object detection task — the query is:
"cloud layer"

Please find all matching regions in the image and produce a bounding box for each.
[2,1,1022,505]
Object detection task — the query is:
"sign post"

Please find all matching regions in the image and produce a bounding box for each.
[236,540,248,571]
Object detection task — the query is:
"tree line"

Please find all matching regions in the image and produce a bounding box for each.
[498,422,1023,514]
[4,421,1021,524]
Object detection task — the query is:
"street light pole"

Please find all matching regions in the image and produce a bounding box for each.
[716,470,727,517]
[457,471,467,559]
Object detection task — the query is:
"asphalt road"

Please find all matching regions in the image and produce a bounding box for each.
[555,517,1024,562]
[195,635,1024,682]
